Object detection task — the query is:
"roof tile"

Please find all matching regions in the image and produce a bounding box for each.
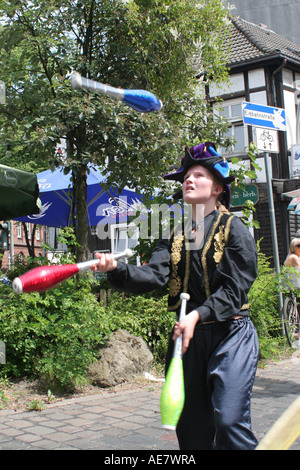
[225,17,300,65]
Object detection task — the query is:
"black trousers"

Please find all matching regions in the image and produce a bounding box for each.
[166,317,259,450]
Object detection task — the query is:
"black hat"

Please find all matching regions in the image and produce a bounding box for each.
[164,142,235,208]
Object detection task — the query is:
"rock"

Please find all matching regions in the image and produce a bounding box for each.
[88,330,153,388]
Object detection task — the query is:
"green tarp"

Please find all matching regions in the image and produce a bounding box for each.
[0,164,40,220]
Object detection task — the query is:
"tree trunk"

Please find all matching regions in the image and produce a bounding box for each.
[22,222,36,258]
[74,165,89,263]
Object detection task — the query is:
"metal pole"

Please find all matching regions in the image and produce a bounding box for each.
[264,152,284,318]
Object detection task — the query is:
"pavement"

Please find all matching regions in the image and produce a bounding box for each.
[0,353,299,452]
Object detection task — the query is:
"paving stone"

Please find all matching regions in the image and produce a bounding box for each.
[0,354,299,450]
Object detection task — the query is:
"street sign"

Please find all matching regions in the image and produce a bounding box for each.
[231,184,259,207]
[242,101,286,131]
[253,127,279,153]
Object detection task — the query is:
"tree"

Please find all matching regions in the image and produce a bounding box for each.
[0,0,231,261]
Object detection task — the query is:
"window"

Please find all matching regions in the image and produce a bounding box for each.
[17,222,22,238]
[110,223,140,265]
[36,225,40,241]
[215,99,247,155]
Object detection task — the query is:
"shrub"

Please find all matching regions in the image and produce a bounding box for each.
[0,274,175,390]
[0,238,291,391]
[101,293,176,364]
[0,276,107,391]
[249,243,286,358]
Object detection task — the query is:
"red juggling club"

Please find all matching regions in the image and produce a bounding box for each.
[12,249,133,294]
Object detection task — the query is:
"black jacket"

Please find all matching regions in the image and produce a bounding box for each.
[107,209,257,323]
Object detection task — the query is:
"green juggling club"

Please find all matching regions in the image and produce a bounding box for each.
[160,292,190,430]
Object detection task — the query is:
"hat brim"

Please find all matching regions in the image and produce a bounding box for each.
[164,146,234,184]
[164,147,220,183]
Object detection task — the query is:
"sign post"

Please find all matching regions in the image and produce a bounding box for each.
[242,101,286,317]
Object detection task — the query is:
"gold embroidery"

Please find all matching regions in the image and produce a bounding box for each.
[213,215,234,266]
[225,215,234,244]
[201,212,223,298]
[168,231,191,310]
[213,225,225,266]
[183,241,191,294]
[241,304,249,310]
[169,277,181,297]
[169,232,184,298]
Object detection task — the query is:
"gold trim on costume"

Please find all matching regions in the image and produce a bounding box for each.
[168,228,192,311]
[168,212,239,311]
[213,215,234,267]
[213,224,225,266]
[225,215,234,244]
[169,232,184,298]
[201,212,223,298]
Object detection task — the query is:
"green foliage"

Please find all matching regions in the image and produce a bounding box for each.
[26,399,45,412]
[0,258,174,390]
[100,293,176,363]
[0,389,8,409]
[0,237,291,391]
[0,277,107,391]
[249,242,285,358]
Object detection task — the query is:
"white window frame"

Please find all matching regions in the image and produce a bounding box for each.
[36,225,40,241]
[26,223,31,239]
[17,222,22,238]
[214,98,248,156]
[110,223,140,265]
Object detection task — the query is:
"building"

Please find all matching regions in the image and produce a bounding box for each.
[3,17,300,269]
[1,221,46,270]
[208,16,300,265]
[229,0,300,45]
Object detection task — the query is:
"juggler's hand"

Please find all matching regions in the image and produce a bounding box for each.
[91,253,118,273]
[172,310,200,354]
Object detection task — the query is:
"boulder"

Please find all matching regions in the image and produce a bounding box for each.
[88,329,153,387]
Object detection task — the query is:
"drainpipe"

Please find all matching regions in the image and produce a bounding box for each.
[271,59,287,107]
[296,92,300,143]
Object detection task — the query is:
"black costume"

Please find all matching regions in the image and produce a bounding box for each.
[108,209,259,450]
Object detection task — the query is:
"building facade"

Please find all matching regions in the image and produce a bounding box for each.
[1,221,45,270]
[209,17,300,265]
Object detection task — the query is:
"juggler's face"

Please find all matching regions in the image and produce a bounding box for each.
[182,164,223,206]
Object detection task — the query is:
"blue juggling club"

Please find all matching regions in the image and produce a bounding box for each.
[71,72,162,113]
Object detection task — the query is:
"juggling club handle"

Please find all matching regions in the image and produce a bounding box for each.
[77,248,133,272]
[173,293,190,359]
[71,72,124,100]
[12,249,133,294]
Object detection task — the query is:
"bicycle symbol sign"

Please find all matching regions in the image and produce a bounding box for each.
[254,127,279,153]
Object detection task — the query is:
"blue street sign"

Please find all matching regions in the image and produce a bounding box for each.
[242,101,286,131]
